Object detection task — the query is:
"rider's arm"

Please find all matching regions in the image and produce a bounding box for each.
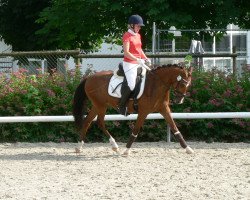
[141,50,148,60]
[123,41,138,61]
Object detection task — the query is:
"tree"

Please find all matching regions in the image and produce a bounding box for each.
[36,0,129,50]
[234,0,250,28]
[0,0,51,51]
[0,0,249,51]
[37,0,250,50]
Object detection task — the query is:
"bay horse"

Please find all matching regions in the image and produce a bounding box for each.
[73,64,194,156]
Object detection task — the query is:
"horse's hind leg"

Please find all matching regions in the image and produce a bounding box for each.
[76,107,97,153]
[96,108,119,153]
[160,105,194,154]
[97,118,119,153]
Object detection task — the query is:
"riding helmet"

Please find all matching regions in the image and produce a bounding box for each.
[128,15,145,26]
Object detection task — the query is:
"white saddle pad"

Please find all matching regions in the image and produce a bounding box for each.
[108,67,147,99]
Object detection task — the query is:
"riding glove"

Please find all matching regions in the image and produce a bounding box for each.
[145,58,152,66]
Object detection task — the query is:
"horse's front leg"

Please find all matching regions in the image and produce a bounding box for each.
[160,105,194,154]
[123,113,148,156]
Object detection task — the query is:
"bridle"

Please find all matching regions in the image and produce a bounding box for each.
[173,75,191,99]
[150,66,191,102]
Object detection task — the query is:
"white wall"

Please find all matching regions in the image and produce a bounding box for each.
[80,43,123,73]
[247,31,250,65]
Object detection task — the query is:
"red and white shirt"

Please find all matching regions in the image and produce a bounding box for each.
[123,29,146,64]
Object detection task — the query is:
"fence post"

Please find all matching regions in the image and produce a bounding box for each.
[167,124,171,143]
[233,46,236,75]
[152,22,156,65]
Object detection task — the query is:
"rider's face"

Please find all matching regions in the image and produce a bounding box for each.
[134,24,141,33]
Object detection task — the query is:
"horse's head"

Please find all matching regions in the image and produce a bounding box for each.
[172,66,193,104]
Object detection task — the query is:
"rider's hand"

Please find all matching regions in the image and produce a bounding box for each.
[137,58,145,66]
[145,58,152,66]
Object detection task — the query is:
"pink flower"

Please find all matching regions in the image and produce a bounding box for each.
[113,121,120,127]
[223,89,232,97]
[191,89,197,95]
[209,99,220,106]
[59,138,65,143]
[46,89,55,97]
[238,121,245,128]
[21,90,28,94]
[232,119,245,128]
[12,72,23,79]
[236,86,243,94]
[58,82,66,87]
[236,104,243,108]
[226,77,232,83]
[18,68,28,73]
[207,122,214,128]
[5,85,14,93]
[183,107,191,112]
[59,104,66,109]
[36,68,43,73]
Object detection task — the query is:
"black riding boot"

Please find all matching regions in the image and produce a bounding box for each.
[118,85,131,116]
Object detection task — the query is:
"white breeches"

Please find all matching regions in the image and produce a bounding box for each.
[123,61,139,91]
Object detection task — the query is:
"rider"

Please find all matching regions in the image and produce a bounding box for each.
[118,14,151,116]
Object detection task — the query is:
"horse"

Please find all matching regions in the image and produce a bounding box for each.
[73,64,194,156]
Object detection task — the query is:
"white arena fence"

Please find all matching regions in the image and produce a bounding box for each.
[0,112,249,142]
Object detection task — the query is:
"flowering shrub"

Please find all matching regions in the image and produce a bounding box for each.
[0,68,82,142]
[171,67,250,142]
[0,66,249,142]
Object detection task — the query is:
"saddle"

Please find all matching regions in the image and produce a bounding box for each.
[108,63,147,112]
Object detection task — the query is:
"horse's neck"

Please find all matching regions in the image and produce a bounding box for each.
[142,69,174,103]
[153,67,180,87]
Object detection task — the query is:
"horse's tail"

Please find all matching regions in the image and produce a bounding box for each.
[73,77,88,130]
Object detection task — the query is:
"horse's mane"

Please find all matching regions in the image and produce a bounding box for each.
[151,64,185,72]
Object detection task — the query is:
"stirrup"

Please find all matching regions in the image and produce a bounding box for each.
[118,106,129,116]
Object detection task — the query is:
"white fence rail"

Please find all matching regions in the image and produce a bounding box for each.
[0,112,250,123]
[0,112,249,142]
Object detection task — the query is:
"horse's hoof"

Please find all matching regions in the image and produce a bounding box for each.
[112,147,120,154]
[75,148,81,154]
[185,146,194,154]
[122,149,130,157]
[122,152,129,157]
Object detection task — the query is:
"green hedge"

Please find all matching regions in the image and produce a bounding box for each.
[0,66,249,143]
[171,68,250,142]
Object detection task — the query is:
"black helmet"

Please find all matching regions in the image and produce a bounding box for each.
[128,15,144,26]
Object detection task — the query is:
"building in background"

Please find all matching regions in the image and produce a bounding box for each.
[156,24,250,75]
[0,39,13,73]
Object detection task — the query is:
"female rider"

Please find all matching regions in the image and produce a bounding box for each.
[118,14,151,116]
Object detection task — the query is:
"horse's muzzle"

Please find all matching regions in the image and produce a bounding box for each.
[174,97,184,104]
[174,91,186,104]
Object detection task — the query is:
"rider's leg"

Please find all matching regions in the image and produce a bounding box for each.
[118,62,137,116]
[118,84,131,116]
